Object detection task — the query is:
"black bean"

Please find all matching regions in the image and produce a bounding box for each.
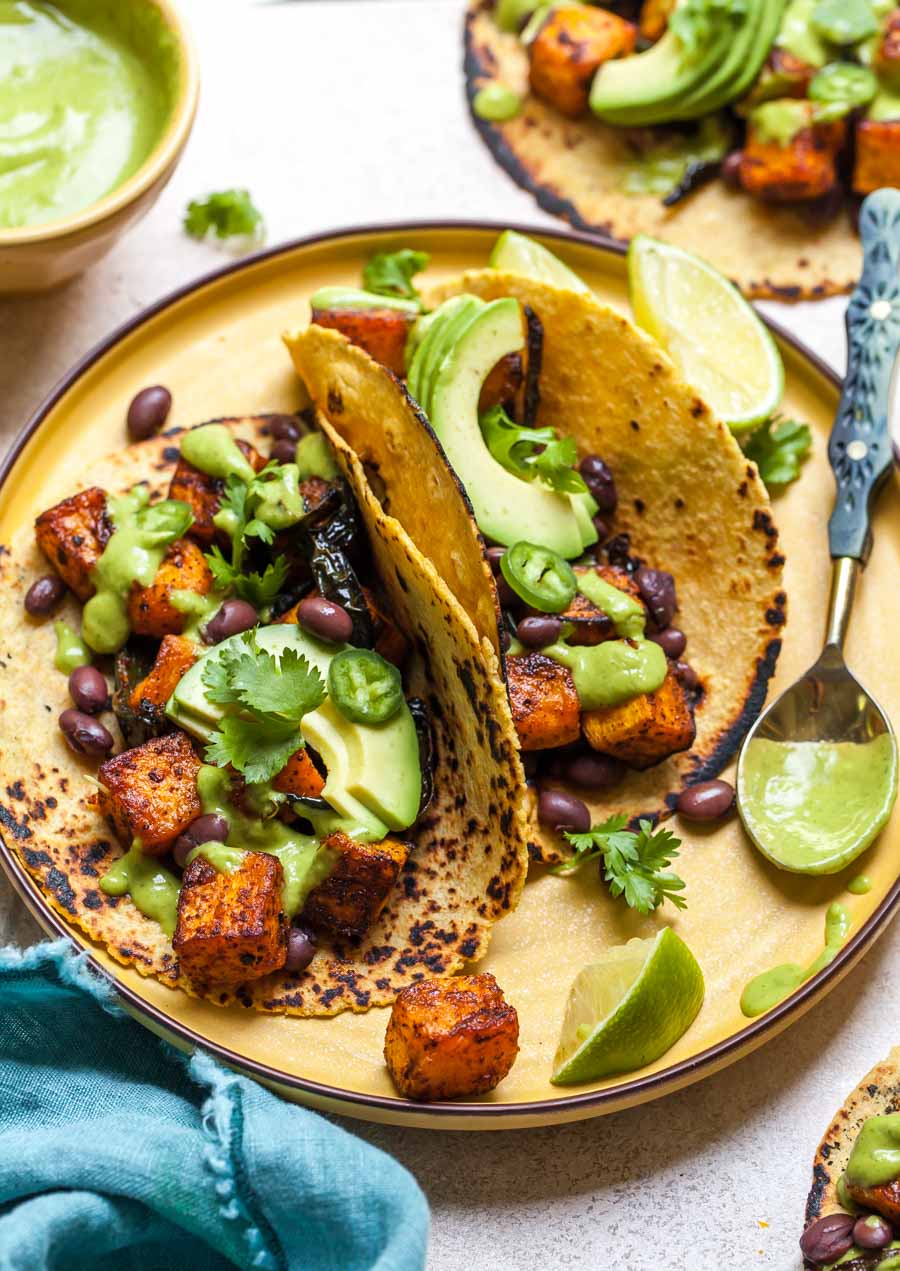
[648,627,687,659]
[799,1214,855,1265]
[563,752,626,791]
[592,516,611,543]
[24,574,67,616]
[202,599,258,644]
[270,438,297,464]
[58,709,114,757]
[127,385,172,440]
[285,925,317,973]
[297,596,353,643]
[721,150,743,189]
[269,415,302,442]
[677,780,735,822]
[854,1215,894,1250]
[485,546,506,572]
[68,665,109,715]
[538,788,591,832]
[636,566,677,629]
[173,813,230,868]
[675,660,698,690]
[579,454,617,513]
[517,616,562,648]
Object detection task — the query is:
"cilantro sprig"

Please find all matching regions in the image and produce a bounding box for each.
[550,815,687,915]
[184,190,264,243]
[202,632,326,783]
[742,416,812,491]
[204,466,290,610]
[481,404,588,495]
[362,248,430,308]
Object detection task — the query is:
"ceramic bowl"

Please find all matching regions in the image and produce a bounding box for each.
[0,0,199,295]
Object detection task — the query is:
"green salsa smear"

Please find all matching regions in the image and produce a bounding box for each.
[740,901,851,1017]
[845,1114,900,1189]
[180,424,255,484]
[99,841,180,937]
[53,619,90,673]
[472,84,523,122]
[848,874,873,895]
[738,735,898,874]
[0,0,177,230]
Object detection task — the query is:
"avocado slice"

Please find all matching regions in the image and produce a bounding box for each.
[679,0,784,118]
[167,624,417,839]
[589,0,747,126]
[423,298,594,558]
[408,295,483,415]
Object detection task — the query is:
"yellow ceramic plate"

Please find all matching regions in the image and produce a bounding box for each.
[2,224,899,1130]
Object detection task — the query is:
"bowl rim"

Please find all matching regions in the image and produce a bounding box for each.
[0,0,200,247]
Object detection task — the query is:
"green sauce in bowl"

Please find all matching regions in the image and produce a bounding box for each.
[0,0,179,229]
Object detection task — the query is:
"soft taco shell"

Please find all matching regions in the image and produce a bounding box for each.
[0,417,529,1016]
[284,272,785,862]
[804,1047,900,1252]
[465,3,861,301]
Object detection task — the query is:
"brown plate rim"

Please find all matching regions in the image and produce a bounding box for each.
[2,218,880,1124]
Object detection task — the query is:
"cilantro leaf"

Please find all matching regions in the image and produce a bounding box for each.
[229,644,325,719]
[743,416,813,490]
[202,467,292,612]
[204,716,299,785]
[205,544,239,594]
[552,817,687,915]
[184,190,264,243]
[480,404,588,495]
[362,249,430,306]
[233,557,291,609]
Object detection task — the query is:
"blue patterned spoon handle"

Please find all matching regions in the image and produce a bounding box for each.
[828,187,900,563]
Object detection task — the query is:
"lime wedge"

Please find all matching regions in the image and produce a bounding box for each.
[627,235,784,435]
[489,230,591,294]
[551,927,704,1085]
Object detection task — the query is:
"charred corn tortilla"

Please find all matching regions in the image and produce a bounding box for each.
[285,272,785,863]
[465,4,861,302]
[0,416,529,1017]
[805,1048,900,1229]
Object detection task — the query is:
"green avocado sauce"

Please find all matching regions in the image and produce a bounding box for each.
[170,589,221,640]
[81,485,185,655]
[776,0,830,67]
[750,99,812,147]
[539,568,667,708]
[739,734,897,874]
[294,432,339,482]
[827,1243,900,1268]
[739,902,851,1017]
[870,88,900,121]
[180,424,256,484]
[99,840,180,937]
[0,0,177,230]
[53,619,90,673]
[845,1114,900,1189]
[848,874,873,895]
[473,84,523,122]
[621,116,730,197]
[196,765,337,917]
[252,463,306,530]
[185,840,247,875]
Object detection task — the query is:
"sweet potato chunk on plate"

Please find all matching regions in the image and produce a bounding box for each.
[506,651,581,751]
[529,6,636,118]
[128,635,197,716]
[384,973,519,1101]
[34,486,110,600]
[127,537,214,638]
[174,850,287,987]
[97,732,201,855]
[167,439,265,545]
[311,305,415,378]
[582,667,695,769]
[302,830,408,940]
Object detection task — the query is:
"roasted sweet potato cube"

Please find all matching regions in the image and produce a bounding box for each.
[639,0,675,42]
[310,306,416,377]
[127,538,214,638]
[739,109,845,202]
[557,564,644,647]
[506,652,581,751]
[273,747,325,798]
[301,830,409,940]
[384,973,519,1101]
[845,1175,900,1224]
[34,487,110,600]
[875,9,900,87]
[529,6,636,118]
[853,118,900,194]
[478,352,524,414]
[174,850,287,986]
[167,439,265,544]
[743,48,817,106]
[129,635,197,716]
[97,732,201,855]
[582,667,695,768]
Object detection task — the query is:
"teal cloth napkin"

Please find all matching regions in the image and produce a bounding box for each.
[0,940,429,1271]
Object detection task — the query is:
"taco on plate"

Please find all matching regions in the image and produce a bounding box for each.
[284,253,785,864]
[0,413,529,1016]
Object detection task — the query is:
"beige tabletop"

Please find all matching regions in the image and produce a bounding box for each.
[0,3,895,1268]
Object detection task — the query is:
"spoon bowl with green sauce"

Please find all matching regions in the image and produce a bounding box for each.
[0,0,198,293]
[737,190,900,876]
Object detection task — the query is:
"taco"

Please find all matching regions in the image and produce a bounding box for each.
[0,413,529,1016]
[802,1047,900,1267]
[460,0,900,300]
[283,254,785,864]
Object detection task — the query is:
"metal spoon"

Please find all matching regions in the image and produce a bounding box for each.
[736,188,900,874]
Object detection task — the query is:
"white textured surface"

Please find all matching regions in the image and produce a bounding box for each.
[0,3,894,1268]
